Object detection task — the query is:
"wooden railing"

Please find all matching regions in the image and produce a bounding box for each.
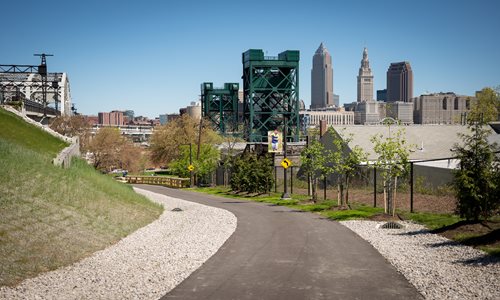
[126,176,190,188]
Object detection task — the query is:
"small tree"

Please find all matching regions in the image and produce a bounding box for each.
[87,127,143,173]
[453,114,500,221]
[300,139,327,202]
[329,128,367,208]
[49,115,91,151]
[219,135,244,186]
[170,144,220,185]
[468,87,500,123]
[149,115,221,166]
[370,125,411,216]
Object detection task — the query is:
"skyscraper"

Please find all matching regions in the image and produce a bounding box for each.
[357,48,374,102]
[311,43,333,109]
[386,62,413,102]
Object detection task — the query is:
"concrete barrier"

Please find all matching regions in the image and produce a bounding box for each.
[53,137,81,168]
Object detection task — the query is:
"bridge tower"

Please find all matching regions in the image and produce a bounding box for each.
[242,49,300,142]
[201,82,240,135]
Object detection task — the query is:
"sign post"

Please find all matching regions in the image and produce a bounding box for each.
[281,115,291,199]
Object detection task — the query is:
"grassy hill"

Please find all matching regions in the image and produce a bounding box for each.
[0,107,163,286]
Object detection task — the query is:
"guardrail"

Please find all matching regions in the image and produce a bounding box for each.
[126,176,190,188]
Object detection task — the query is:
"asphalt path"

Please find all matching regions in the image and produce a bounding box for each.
[137,185,421,300]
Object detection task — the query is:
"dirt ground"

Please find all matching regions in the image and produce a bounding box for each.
[288,186,498,255]
[290,186,456,214]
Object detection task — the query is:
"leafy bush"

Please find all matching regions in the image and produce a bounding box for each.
[230,152,274,194]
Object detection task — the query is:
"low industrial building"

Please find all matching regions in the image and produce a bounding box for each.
[412,93,474,124]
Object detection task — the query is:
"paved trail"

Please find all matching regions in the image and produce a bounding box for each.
[138,185,421,300]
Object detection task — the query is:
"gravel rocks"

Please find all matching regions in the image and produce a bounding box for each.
[0,188,237,300]
[341,220,500,300]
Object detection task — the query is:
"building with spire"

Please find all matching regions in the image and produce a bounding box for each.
[311,43,334,109]
[357,48,374,102]
[387,61,413,102]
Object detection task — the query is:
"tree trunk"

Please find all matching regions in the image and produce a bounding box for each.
[312,177,317,203]
[337,184,341,207]
[345,176,351,209]
[383,181,388,214]
[338,183,345,208]
[393,176,398,217]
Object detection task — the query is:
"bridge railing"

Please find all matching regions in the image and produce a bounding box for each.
[23,99,60,116]
[126,176,190,188]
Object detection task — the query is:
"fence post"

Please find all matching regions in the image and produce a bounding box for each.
[323,177,327,200]
[410,162,414,213]
[274,166,277,193]
[373,167,377,208]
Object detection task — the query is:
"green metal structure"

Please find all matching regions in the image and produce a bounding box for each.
[201,82,240,134]
[242,49,300,142]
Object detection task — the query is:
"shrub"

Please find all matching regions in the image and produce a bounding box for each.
[230,152,274,194]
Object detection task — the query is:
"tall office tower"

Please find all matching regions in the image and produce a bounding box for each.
[311,43,334,109]
[386,61,413,102]
[357,48,374,102]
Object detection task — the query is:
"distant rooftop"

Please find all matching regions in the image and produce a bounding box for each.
[328,124,499,161]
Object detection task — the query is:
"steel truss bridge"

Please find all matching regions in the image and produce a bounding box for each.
[242,49,300,142]
[201,82,240,135]
[0,55,72,118]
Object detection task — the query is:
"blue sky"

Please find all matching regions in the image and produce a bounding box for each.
[2,0,499,118]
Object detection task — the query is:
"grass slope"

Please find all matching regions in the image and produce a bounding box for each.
[0,108,68,158]
[0,108,163,286]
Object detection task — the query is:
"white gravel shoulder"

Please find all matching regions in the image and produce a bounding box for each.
[340,220,500,300]
[0,187,237,300]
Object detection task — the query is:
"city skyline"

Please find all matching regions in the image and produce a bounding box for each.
[1,0,499,118]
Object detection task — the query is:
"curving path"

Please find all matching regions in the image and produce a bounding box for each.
[138,185,422,300]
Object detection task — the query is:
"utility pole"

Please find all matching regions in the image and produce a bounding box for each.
[34,53,53,122]
[189,143,193,187]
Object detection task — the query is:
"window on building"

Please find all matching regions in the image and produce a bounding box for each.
[466,99,470,110]
[443,98,447,110]
[454,98,459,110]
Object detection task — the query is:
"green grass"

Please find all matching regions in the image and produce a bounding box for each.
[0,108,163,286]
[0,108,68,158]
[321,205,384,221]
[191,186,382,220]
[402,212,462,230]
[191,186,499,257]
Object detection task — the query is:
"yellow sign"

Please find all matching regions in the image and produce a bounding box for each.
[281,158,292,169]
[187,165,195,171]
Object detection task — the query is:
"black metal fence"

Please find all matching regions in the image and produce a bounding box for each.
[215,160,458,214]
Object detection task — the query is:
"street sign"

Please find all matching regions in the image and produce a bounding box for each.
[187,165,195,171]
[281,158,292,169]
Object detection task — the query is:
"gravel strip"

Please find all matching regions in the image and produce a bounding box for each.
[340,220,500,300]
[0,188,237,300]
